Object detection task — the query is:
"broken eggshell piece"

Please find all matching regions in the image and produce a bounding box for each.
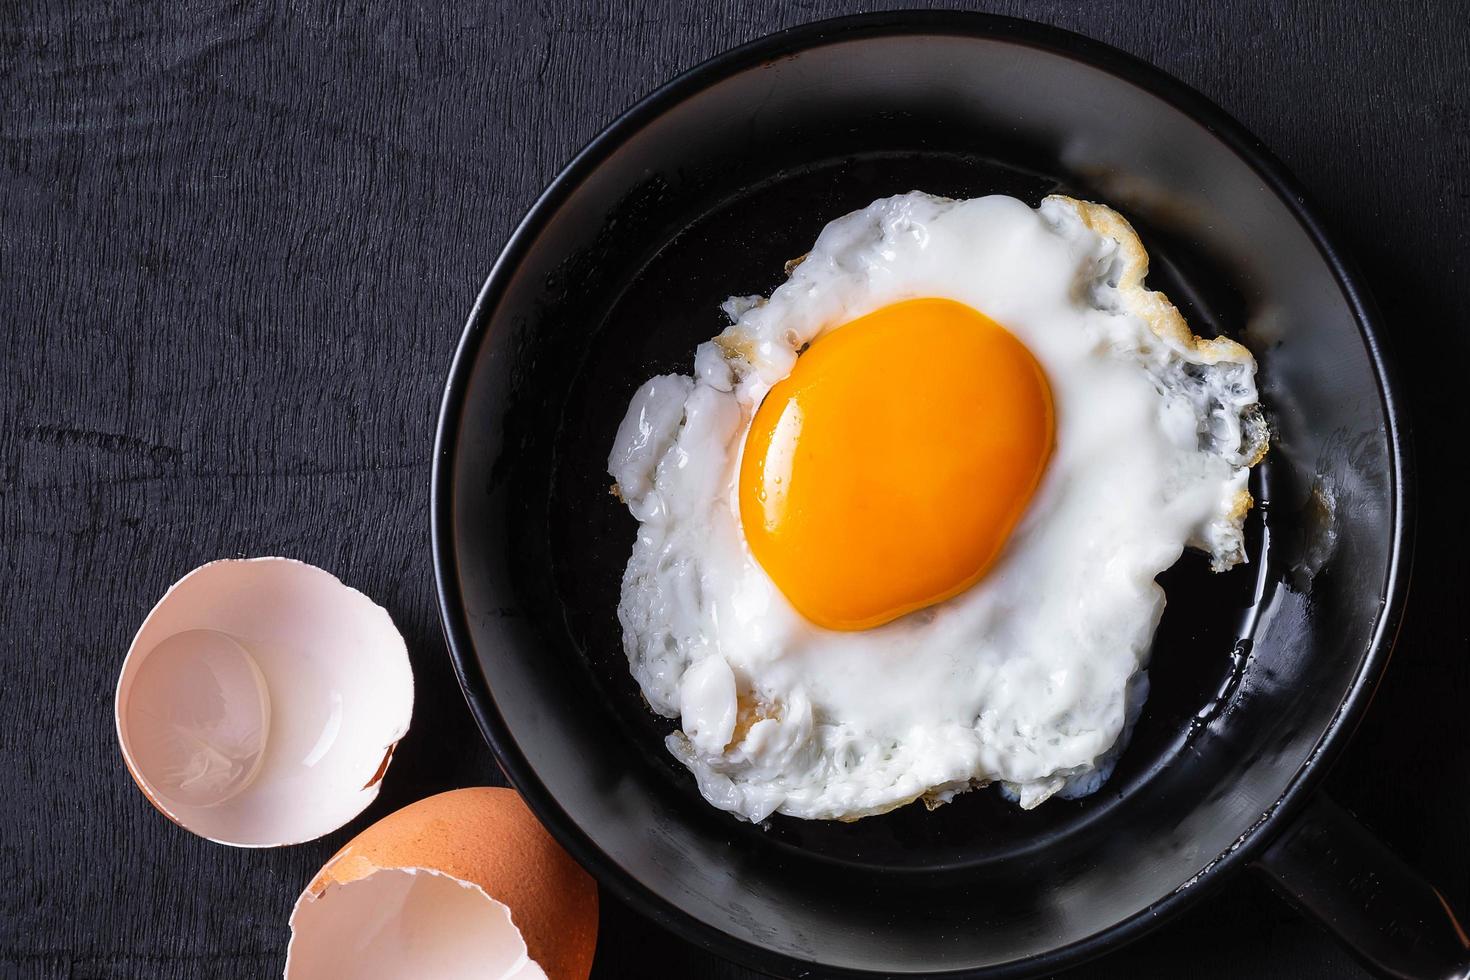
[115,558,413,846]
[286,787,598,980]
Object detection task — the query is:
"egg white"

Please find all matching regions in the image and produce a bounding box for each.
[608,192,1265,822]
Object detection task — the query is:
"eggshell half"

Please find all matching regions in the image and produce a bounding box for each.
[286,788,598,980]
[115,558,413,846]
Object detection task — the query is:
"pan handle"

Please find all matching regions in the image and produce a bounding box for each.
[1251,794,1470,980]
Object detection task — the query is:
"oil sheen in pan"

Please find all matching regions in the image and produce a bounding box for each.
[545,148,1281,873]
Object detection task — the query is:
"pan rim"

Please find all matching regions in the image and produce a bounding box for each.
[431,11,1414,978]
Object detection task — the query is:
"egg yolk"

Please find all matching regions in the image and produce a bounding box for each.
[739,298,1055,631]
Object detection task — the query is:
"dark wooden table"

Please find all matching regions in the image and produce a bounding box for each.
[3,1,1466,977]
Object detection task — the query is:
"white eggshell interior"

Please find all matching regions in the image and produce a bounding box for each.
[122,627,272,808]
[115,558,413,846]
[285,868,547,980]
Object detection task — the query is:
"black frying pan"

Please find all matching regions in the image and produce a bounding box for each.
[433,13,1469,979]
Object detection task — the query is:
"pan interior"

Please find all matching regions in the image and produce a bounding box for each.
[547,147,1277,872]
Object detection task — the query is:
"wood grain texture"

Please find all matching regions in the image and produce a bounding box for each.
[1,1,1465,977]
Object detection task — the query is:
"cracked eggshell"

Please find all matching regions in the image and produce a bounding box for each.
[115,558,413,847]
[286,787,598,980]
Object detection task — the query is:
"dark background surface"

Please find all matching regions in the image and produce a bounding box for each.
[2,1,1466,978]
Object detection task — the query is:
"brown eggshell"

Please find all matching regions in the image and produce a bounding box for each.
[302,787,597,980]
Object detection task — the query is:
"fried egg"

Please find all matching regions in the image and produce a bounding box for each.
[608,192,1266,823]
